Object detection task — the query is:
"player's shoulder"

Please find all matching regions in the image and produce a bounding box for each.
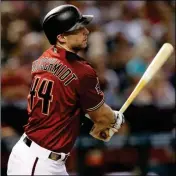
[76,59,97,79]
[65,51,97,78]
[39,46,56,58]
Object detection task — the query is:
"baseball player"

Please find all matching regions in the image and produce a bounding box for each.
[7,5,125,175]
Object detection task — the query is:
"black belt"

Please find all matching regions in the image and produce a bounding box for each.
[23,137,68,161]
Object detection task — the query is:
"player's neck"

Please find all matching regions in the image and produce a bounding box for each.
[56,43,77,54]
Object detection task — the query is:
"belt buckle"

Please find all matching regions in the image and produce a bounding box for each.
[49,152,61,161]
[49,152,70,162]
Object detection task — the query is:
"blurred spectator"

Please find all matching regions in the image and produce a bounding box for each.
[2,32,44,104]
[108,32,133,93]
[125,35,156,105]
[82,1,102,24]
[148,71,175,109]
[87,24,108,59]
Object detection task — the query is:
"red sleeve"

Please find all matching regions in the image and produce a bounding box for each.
[79,67,104,112]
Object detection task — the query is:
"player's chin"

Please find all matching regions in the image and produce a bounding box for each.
[82,42,88,48]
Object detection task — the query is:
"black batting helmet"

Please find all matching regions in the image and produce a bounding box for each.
[42,4,94,45]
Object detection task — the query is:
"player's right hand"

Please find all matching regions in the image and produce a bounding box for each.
[111,110,125,131]
[89,111,125,142]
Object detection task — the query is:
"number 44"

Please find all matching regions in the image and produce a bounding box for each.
[27,77,54,115]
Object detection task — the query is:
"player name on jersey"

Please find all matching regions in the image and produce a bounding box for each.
[32,57,77,86]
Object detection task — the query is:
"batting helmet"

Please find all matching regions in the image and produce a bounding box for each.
[42,4,94,45]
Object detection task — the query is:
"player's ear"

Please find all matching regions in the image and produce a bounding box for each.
[57,34,66,43]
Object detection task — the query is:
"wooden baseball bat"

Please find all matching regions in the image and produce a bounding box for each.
[101,43,174,140]
[119,43,174,114]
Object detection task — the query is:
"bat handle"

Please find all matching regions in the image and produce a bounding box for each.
[119,106,126,114]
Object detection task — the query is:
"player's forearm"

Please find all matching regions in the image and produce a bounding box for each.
[87,103,116,126]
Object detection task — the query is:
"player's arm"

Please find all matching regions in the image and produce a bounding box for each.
[86,103,124,142]
[87,103,115,126]
[80,67,124,141]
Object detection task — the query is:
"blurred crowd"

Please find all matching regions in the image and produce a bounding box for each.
[1,1,175,176]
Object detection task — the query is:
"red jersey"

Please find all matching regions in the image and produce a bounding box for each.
[24,46,104,153]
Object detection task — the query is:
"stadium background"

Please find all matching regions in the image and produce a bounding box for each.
[1,1,175,176]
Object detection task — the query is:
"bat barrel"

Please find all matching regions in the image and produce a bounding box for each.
[120,43,174,114]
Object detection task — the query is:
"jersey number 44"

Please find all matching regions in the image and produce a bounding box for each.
[27,76,54,116]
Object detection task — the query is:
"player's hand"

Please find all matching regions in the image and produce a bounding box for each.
[89,111,125,142]
[111,110,125,131]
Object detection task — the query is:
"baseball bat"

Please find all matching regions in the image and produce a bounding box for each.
[101,43,174,140]
[119,43,174,114]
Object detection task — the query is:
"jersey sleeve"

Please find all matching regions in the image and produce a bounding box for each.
[79,67,105,112]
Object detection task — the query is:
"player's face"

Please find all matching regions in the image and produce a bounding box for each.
[64,27,89,52]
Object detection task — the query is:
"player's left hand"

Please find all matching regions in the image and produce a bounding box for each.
[89,110,125,142]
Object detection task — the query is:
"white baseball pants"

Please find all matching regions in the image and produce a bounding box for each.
[7,133,69,175]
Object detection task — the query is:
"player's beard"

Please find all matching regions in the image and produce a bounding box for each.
[71,44,87,53]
